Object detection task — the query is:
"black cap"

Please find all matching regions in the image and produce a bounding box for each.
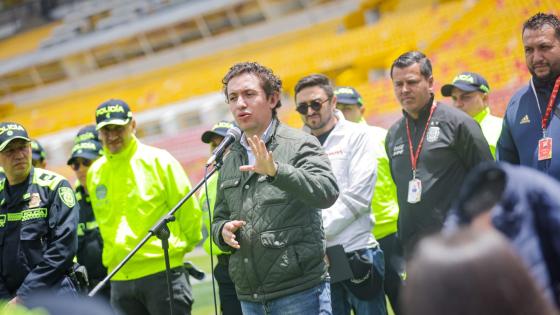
[0,122,31,152]
[441,72,490,97]
[75,125,99,144]
[334,87,363,107]
[67,140,103,165]
[95,99,132,130]
[201,121,235,143]
[31,139,46,162]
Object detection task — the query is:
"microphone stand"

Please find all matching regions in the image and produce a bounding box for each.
[89,159,224,315]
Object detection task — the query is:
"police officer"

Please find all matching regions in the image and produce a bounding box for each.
[441,72,502,158]
[199,120,242,315]
[0,122,79,304]
[30,139,47,169]
[67,125,108,298]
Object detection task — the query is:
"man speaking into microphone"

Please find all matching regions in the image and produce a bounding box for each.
[211,62,339,314]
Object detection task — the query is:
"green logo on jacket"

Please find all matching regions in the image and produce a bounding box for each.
[96,184,107,200]
[59,187,76,208]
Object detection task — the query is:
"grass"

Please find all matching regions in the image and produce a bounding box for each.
[185,248,396,315]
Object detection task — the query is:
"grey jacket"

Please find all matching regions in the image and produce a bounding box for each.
[212,119,339,302]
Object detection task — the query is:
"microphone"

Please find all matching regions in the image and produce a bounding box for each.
[206,126,242,166]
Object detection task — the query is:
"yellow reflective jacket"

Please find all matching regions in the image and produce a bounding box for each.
[198,172,228,256]
[87,136,202,280]
[473,107,503,159]
[360,118,399,239]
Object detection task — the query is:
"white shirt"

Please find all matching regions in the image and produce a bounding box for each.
[307,111,378,252]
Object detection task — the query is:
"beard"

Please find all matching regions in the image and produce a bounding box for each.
[529,63,560,82]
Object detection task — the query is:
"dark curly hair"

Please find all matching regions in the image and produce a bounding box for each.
[523,12,560,39]
[222,62,282,116]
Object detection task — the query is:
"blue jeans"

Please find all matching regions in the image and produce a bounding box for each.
[331,247,387,315]
[240,281,332,315]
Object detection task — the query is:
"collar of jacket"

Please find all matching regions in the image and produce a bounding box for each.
[103,135,139,161]
[533,73,560,92]
[232,118,280,154]
[473,107,490,124]
[402,94,435,122]
[0,167,34,204]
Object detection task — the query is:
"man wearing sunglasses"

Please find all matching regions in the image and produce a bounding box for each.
[0,122,79,304]
[87,99,202,314]
[441,72,502,158]
[295,75,386,315]
[67,126,109,298]
[212,62,338,315]
[386,51,492,257]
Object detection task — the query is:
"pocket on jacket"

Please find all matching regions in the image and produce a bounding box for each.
[259,227,304,282]
[20,219,48,266]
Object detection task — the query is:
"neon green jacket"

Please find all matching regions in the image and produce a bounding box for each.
[360,118,399,239]
[87,136,202,280]
[473,107,503,159]
[198,172,228,256]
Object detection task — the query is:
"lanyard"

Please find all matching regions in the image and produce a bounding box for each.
[530,76,560,138]
[405,102,437,179]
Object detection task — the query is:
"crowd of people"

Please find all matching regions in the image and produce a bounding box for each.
[0,11,559,315]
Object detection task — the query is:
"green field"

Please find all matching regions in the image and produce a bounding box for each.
[186,249,395,315]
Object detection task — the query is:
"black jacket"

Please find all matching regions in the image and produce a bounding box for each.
[0,168,79,299]
[75,184,106,287]
[385,100,492,255]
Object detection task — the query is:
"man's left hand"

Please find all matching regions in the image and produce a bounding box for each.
[239,135,277,177]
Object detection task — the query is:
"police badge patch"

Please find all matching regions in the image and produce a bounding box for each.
[96,184,107,200]
[59,187,76,208]
[28,193,41,208]
[426,126,440,143]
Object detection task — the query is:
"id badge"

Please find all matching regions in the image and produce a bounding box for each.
[538,137,553,161]
[407,178,422,204]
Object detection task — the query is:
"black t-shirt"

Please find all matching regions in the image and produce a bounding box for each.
[315,126,335,145]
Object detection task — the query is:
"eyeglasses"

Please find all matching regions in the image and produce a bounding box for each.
[296,98,330,115]
[71,159,93,171]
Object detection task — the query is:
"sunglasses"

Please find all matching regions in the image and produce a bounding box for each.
[296,98,330,115]
[71,159,93,171]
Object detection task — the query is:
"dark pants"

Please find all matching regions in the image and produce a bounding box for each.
[215,255,242,315]
[378,233,405,315]
[110,267,193,315]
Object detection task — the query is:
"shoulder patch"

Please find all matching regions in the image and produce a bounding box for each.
[59,186,76,208]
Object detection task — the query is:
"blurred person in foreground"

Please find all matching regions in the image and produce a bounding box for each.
[403,228,558,315]
[497,12,560,180]
[296,75,386,315]
[441,72,502,157]
[385,51,492,256]
[445,162,560,307]
[211,62,339,314]
[335,86,404,315]
[87,99,202,314]
[0,122,79,303]
[198,120,242,315]
[67,125,109,298]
